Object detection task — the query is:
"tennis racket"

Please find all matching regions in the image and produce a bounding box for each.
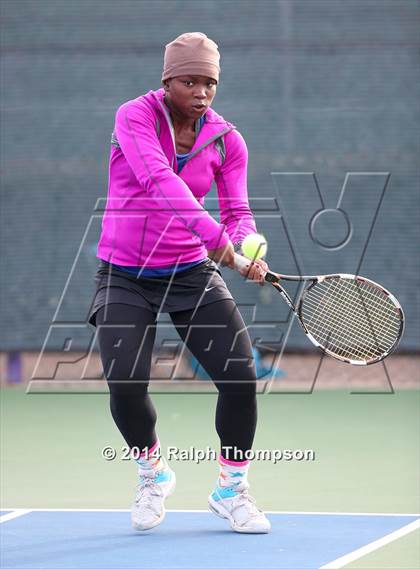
[234,254,404,365]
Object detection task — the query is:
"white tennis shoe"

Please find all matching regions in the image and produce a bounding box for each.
[131,460,176,531]
[208,481,271,533]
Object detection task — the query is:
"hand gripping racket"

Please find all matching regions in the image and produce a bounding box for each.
[234,254,404,365]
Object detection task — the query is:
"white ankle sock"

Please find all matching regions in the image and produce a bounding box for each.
[134,439,164,474]
[218,454,250,488]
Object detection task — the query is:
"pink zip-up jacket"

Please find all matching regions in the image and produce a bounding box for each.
[97,87,257,267]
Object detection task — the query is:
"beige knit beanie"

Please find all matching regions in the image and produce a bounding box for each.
[162,32,220,83]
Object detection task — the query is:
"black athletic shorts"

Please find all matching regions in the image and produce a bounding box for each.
[88,258,235,327]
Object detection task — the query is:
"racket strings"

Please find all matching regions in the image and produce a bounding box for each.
[302,290,382,359]
[303,302,387,360]
[303,281,399,360]
[304,282,399,359]
[303,286,399,345]
[307,281,398,339]
[300,278,402,362]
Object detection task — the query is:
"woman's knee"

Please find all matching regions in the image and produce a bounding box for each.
[174,300,257,390]
[96,303,156,390]
[215,370,257,397]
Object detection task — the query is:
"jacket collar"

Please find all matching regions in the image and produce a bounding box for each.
[141,88,235,167]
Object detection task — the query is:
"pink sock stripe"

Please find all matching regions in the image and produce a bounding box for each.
[136,438,160,458]
[219,454,250,467]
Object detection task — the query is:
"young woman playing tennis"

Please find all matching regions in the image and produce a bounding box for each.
[89,32,271,533]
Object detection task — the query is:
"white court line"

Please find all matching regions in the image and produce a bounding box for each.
[320,518,420,568]
[167,509,420,517]
[1,507,419,516]
[1,507,417,567]
[0,509,32,524]
[266,511,419,517]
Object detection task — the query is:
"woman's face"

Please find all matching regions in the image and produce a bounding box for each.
[163,75,217,119]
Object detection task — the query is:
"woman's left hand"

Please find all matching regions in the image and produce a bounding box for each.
[239,258,269,286]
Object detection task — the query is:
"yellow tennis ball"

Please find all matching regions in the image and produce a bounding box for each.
[242,233,268,260]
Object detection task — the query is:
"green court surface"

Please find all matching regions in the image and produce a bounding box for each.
[1,388,419,568]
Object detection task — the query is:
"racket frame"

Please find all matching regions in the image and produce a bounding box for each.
[234,255,405,365]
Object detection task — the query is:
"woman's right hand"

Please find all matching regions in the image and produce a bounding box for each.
[207,242,235,268]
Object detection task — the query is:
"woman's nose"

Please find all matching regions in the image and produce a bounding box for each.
[193,87,207,99]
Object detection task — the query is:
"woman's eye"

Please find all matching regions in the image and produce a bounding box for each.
[183,81,215,88]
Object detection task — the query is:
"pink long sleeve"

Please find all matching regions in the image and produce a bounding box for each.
[115,101,230,250]
[215,129,257,245]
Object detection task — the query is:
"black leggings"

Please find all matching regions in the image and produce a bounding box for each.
[96,300,257,460]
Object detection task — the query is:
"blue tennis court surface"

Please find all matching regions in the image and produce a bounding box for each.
[1,510,418,568]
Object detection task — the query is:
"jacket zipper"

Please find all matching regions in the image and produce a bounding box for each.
[154,97,177,169]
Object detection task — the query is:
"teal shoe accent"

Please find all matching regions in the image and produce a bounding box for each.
[154,469,172,484]
[211,485,239,502]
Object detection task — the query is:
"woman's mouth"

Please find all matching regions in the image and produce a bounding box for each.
[192,104,207,111]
